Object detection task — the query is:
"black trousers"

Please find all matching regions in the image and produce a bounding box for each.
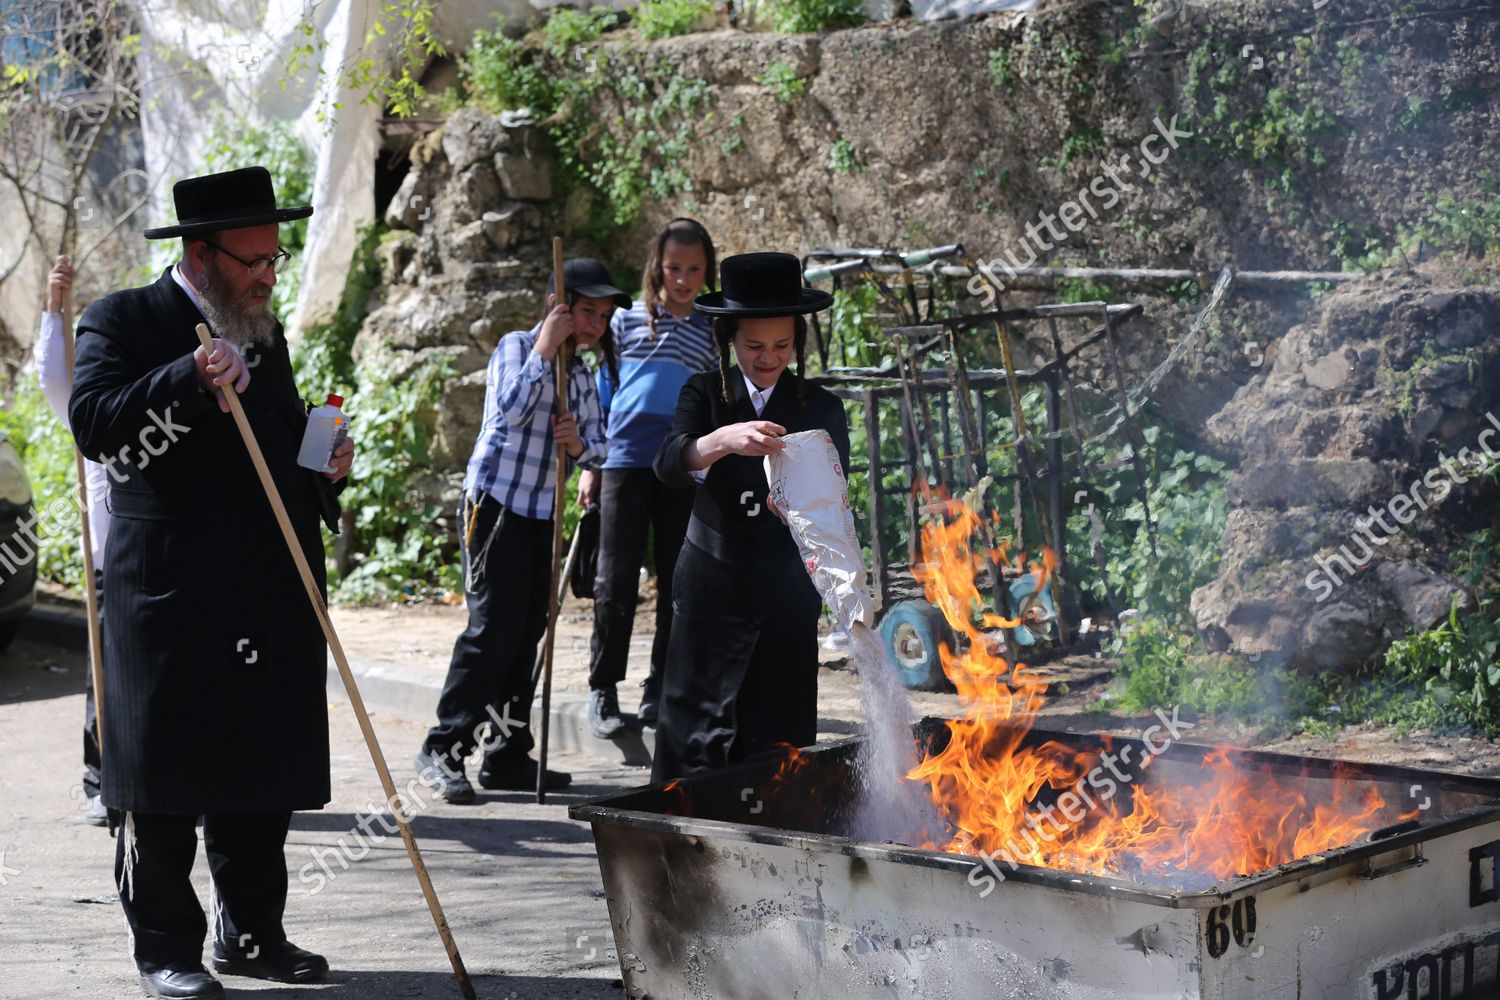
[116,812,292,968]
[83,569,102,797]
[587,468,693,691]
[423,492,552,763]
[83,650,102,797]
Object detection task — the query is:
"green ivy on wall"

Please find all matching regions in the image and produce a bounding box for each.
[461,9,713,241]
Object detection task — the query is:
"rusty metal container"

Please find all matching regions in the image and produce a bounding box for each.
[571,721,1500,999]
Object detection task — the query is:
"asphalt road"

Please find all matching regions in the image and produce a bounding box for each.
[0,635,644,1000]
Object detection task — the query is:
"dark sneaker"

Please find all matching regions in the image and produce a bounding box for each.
[478,754,572,792]
[137,964,224,999]
[212,939,328,984]
[413,749,476,804]
[637,674,661,729]
[84,794,109,828]
[588,686,625,739]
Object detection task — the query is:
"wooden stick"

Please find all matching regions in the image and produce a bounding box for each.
[192,323,476,1000]
[537,236,569,805]
[61,285,109,832]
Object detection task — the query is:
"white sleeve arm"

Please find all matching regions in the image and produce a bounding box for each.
[84,457,110,569]
[34,311,71,426]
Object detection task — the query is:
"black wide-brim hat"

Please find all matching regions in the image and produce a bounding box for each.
[696,252,833,317]
[143,166,313,240]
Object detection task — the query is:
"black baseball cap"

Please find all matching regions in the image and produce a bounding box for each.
[547,258,631,308]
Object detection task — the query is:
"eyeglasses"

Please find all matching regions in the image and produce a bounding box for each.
[202,240,292,278]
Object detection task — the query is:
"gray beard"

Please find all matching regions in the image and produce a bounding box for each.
[197,270,278,349]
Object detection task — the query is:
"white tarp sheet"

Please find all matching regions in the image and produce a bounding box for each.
[130,0,526,334]
[910,0,1036,22]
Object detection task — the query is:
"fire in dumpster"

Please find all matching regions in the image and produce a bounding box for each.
[907,497,1421,888]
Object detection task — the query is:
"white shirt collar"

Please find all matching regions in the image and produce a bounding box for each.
[743,373,775,417]
[171,262,206,312]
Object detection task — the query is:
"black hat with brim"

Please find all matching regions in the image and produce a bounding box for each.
[547,257,632,309]
[143,166,313,240]
[695,252,833,317]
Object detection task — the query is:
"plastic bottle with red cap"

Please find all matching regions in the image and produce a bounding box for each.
[298,393,349,473]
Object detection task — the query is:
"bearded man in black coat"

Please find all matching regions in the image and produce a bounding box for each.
[69,167,354,1000]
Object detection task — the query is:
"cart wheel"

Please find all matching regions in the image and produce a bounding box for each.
[1009,572,1057,647]
[878,600,953,691]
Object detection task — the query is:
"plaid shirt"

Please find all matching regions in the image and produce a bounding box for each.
[464,324,607,519]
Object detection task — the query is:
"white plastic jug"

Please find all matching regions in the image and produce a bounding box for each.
[298,394,349,473]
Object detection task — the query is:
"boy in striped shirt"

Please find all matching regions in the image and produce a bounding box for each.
[584,219,718,739]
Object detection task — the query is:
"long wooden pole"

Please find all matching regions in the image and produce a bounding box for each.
[192,324,476,1000]
[537,236,569,805]
[61,284,109,833]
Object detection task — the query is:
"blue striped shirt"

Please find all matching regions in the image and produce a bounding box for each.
[464,324,607,519]
[598,301,717,469]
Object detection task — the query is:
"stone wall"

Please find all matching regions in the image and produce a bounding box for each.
[371,110,565,477]
[1191,267,1500,672]
[582,0,1500,271]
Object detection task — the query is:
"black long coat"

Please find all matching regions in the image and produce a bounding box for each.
[650,366,850,782]
[69,268,338,815]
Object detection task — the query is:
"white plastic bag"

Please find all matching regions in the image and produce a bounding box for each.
[764,430,875,632]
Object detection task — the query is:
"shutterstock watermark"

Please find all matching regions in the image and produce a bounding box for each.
[1304,411,1500,602]
[0,401,192,586]
[97,402,194,483]
[296,700,526,895]
[966,115,1194,309]
[967,706,1196,898]
[0,494,81,584]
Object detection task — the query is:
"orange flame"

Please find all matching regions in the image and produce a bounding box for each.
[662,779,693,817]
[763,743,814,807]
[906,498,1413,885]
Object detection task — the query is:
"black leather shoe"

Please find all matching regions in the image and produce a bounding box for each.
[212,940,329,983]
[137,964,224,999]
[637,674,661,729]
[414,749,476,804]
[478,754,572,791]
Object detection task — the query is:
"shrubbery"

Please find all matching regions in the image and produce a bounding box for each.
[634,0,717,39]
[0,381,85,591]
[768,0,864,33]
[462,9,710,235]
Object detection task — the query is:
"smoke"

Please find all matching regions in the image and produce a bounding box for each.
[847,624,946,846]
